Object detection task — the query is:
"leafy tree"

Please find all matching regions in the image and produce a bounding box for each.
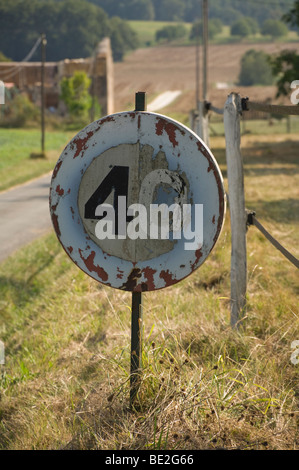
[0,0,137,62]
[238,49,273,86]
[109,16,138,61]
[152,0,185,21]
[231,17,258,37]
[155,24,187,43]
[89,0,154,20]
[270,1,299,97]
[60,71,92,119]
[270,50,299,96]
[0,51,11,62]
[189,18,223,41]
[261,19,288,38]
[246,17,260,35]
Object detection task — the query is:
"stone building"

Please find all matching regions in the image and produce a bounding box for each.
[0,37,114,116]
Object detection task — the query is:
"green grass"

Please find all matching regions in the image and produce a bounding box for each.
[128,20,299,48]
[0,131,298,450]
[0,128,76,192]
[128,20,192,47]
[209,116,299,137]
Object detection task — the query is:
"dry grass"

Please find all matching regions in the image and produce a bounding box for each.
[0,129,298,450]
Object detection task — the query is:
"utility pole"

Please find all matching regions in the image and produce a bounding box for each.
[41,33,47,156]
[202,0,208,102]
[195,18,201,109]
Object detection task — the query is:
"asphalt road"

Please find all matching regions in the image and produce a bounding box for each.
[0,93,182,264]
[0,173,53,263]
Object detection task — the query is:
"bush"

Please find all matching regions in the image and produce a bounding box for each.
[0,92,39,127]
[261,19,288,38]
[231,17,259,37]
[238,49,273,86]
[60,71,92,121]
[155,24,187,42]
[189,18,223,41]
[109,16,139,61]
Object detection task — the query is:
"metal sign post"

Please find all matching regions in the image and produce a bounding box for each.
[130,92,146,405]
[49,91,225,406]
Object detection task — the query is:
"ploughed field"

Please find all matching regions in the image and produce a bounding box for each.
[114,42,299,114]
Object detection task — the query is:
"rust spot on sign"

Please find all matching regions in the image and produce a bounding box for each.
[155,119,181,148]
[51,212,60,237]
[159,269,177,286]
[56,185,64,196]
[78,249,109,281]
[73,131,94,159]
[190,248,203,271]
[120,268,142,291]
[196,141,225,246]
[143,266,157,291]
[52,160,62,179]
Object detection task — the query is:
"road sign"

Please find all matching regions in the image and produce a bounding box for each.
[49,111,225,292]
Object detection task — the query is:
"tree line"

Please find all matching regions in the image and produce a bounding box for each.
[89,0,295,25]
[0,0,138,62]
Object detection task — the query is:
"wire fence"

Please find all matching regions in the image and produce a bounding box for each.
[197,94,299,326]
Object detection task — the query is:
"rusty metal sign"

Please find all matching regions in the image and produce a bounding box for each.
[49,112,225,292]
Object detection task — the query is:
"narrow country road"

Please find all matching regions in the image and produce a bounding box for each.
[147,90,181,111]
[0,173,52,263]
[0,92,182,263]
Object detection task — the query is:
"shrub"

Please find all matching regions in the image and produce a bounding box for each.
[60,71,92,121]
[189,18,223,41]
[231,17,259,37]
[261,19,288,38]
[155,23,187,42]
[238,49,273,86]
[0,92,39,127]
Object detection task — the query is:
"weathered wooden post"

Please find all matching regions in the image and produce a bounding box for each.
[223,93,247,328]
[198,101,209,145]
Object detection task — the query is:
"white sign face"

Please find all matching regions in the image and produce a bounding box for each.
[50,112,225,292]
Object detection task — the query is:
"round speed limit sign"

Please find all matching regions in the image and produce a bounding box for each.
[49,112,225,292]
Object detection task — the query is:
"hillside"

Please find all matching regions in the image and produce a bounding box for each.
[114,42,299,114]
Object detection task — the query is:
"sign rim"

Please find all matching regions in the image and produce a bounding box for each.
[49,111,226,292]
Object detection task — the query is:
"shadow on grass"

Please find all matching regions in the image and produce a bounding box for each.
[246,198,299,224]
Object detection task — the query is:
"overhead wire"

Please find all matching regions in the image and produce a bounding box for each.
[0,36,42,81]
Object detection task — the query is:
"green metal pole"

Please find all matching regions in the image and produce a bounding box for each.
[41,34,47,156]
[130,92,146,407]
[130,291,143,405]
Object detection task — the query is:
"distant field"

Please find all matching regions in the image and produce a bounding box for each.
[114,42,299,115]
[128,20,299,48]
[128,20,192,47]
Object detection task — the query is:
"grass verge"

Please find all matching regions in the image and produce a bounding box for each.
[0,133,298,450]
[0,128,76,192]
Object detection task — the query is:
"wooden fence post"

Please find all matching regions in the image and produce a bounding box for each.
[197,101,210,145]
[223,93,247,327]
